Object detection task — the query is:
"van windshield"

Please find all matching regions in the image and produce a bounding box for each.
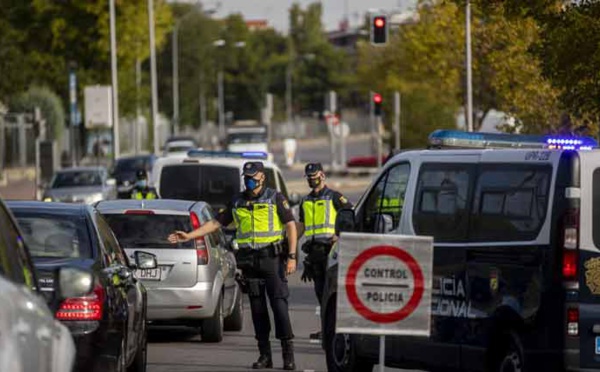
[227,133,267,144]
[160,164,239,209]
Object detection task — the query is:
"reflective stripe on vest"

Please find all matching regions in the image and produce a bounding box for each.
[133,191,156,200]
[302,192,336,242]
[233,189,284,249]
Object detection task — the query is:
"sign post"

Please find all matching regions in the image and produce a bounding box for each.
[337,233,433,371]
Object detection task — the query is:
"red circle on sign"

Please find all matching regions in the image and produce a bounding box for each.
[345,245,424,323]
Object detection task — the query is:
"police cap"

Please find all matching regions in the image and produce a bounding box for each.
[136,169,148,180]
[242,161,264,176]
[304,162,323,177]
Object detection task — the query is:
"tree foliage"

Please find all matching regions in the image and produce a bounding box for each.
[10,86,66,141]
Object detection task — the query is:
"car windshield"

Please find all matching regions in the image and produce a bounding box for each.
[227,133,267,144]
[166,145,194,153]
[51,171,103,188]
[102,214,194,249]
[14,213,92,259]
[115,157,152,172]
[159,164,239,209]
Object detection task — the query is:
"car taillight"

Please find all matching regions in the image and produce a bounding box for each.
[190,212,209,265]
[562,208,579,282]
[567,307,579,336]
[56,285,104,321]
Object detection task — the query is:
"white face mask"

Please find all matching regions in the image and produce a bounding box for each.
[137,180,148,188]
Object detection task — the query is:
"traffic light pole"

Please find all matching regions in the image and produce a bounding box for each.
[377,115,383,169]
[394,91,401,150]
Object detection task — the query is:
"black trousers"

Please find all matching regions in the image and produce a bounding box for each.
[244,254,294,343]
[313,261,327,305]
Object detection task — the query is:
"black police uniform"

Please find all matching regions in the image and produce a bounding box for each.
[216,162,296,369]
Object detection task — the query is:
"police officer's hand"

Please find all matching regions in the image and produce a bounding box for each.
[168,231,191,244]
[286,258,297,276]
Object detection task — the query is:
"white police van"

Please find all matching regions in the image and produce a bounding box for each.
[322,130,600,372]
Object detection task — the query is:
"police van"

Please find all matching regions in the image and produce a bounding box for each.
[322,130,600,372]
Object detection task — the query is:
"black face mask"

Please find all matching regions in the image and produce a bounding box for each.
[308,177,321,189]
[244,176,261,191]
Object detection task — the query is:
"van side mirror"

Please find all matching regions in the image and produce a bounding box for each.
[336,208,356,233]
[289,192,301,206]
[374,213,394,234]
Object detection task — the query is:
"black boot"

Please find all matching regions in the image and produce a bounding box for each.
[281,339,296,371]
[252,341,273,369]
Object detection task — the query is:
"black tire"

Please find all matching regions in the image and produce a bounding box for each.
[324,300,374,372]
[491,331,525,372]
[224,291,243,332]
[127,321,147,372]
[201,294,224,342]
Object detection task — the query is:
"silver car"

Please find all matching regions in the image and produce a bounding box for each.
[43,166,117,203]
[95,199,243,342]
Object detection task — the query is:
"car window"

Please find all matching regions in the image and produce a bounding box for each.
[52,170,103,188]
[264,168,277,190]
[102,213,194,249]
[470,165,551,242]
[96,215,128,266]
[412,164,474,242]
[160,164,239,209]
[0,205,34,287]
[276,170,290,199]
[115,157,154,172]
[363,163,410,232]
[14,213,93,259]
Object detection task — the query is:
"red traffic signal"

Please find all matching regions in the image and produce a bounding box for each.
[373,93,383,115]
[371,15,388,45]
[373,93,383,104]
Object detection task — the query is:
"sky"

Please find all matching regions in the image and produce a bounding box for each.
[169,0,417,32]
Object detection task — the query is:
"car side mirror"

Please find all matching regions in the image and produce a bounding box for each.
[374,213,394,234]
[134,251,158,269]
[289,192,301,206]
[336,208,356,233]
[57,267,94,299]
[106,178,117,187]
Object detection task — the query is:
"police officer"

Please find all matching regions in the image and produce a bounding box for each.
[130,169,157,199]
[299,162,352,340]
[167,161,298,370]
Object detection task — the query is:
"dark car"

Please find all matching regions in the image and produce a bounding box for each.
[112,154,157,199]
[7,201,157,372]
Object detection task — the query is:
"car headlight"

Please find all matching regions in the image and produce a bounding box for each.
[84,193,104,204]
[43,197,53,202]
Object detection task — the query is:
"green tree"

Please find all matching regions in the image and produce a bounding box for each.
[10,86,66,141]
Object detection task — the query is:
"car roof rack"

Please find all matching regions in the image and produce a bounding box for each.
[428,130,598,151]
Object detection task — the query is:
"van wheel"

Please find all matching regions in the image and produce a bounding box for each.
[492,331,525,372]
[202,294,224,342]
[324,301,374,372]
[224,291,243,332]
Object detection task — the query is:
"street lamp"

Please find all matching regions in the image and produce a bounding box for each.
[109,0,120,159]
[465,0,474,132]
[213,40,246,139]
[148,0,160,155]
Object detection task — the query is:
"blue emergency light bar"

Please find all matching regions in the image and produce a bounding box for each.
[428,130,598,151]
[187,150,269,160]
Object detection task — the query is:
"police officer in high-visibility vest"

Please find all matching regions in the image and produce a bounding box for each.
[167,161,298,370]
[130,169,157,200]
[298,162,352,340]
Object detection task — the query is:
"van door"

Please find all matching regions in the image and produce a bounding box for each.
[576,155,600,369]
[410,161,477,369]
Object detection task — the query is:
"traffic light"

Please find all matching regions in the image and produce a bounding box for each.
[373,93,383,116]
[371,15,388,45]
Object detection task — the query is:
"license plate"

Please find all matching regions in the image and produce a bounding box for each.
[136,268,161,281]
[595,337,600,355]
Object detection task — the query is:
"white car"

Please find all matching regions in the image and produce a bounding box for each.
[0,198,92,372]
[163,140,199,157]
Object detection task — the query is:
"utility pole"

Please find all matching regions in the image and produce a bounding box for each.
[109,0,120,159]
[394,91,401,150]
[172,24,179,135]
[68,63,78,166]
[465,0,474,132]
[135,57,142,154]
[148,0,160,155]
[286,63,293,124]
[217,70,225,139]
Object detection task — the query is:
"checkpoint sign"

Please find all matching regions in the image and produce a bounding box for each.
[337,232,433,336]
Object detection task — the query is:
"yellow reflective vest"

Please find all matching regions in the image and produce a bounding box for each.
[131,189,157,200]
[233,188,284,250]
[302,189,337,243]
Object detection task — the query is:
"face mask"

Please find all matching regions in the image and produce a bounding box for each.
[137,180,148,188]
[244,176,260,191]
[308,177,321,189]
